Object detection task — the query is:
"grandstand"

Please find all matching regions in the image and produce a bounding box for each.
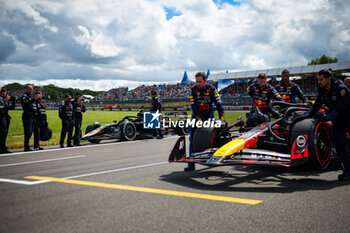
[6,63,348,111]
[91,62,350,108]
[210,61,350,80]
[5,62,350,109]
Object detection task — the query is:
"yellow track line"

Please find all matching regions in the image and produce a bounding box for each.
[25,176,262,205]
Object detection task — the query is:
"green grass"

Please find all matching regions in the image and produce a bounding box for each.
[7,110,246,149]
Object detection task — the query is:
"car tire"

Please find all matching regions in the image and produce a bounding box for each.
[174,119,189,136]
[192,126,218,153]
[290,119,331,169]
[192,120,228,153]
[120,121,137,141]
[85,122,102,144]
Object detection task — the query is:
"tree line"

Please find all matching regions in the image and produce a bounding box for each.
[3,83,103,100]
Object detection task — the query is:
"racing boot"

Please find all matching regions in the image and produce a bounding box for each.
[184,162,195,172]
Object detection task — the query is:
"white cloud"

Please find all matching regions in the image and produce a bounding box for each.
[0,0,349,90]
[33,43,46,50]
[74,25,122,57]
[1,0,59,32]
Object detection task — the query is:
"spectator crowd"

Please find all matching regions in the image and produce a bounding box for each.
[94,77,321,103]
[94,81,220,102]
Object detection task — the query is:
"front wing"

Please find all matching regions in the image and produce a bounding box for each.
[169,136,309,167]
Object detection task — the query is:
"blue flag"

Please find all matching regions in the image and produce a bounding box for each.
[206,69,210,79]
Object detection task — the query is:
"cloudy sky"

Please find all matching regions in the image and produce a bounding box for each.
[0,0,349,90]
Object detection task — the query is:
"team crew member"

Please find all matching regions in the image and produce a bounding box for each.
[305,69,350,181]
[33,91,47,150]
[59,94,74,148]
[247,73,283,115]
[344,77,350,89]
[0,88,15,154]
[21,84,39,151]
[150,90,163,139]
[186,72,224,172]
[346,77,350,136]
[72,92,86,146]
[275,69,306,103]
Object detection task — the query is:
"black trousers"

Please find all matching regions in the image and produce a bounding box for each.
[0,117,10,152]
[73,117,82,145]
[22,113,35,149]
[60,120,73,146]
[34,118,44,148]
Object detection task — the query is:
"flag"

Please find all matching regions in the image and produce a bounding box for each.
[181,71,193,84]
[206,69,210,79]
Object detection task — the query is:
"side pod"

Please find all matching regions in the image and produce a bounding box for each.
[169,136,186,162]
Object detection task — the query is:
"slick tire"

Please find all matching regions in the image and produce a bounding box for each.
[120,121,137,141]
[85,122,102,144]
[290,119,331,169]
[192,126,217,153]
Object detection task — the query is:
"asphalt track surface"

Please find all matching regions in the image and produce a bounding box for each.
[1,136,350,233]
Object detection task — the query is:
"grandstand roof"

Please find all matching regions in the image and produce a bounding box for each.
[210,61,350,80]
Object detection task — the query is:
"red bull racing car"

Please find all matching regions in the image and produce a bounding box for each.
[169,101,339,169]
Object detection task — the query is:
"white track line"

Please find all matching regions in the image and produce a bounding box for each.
[0,155,86,168]
[0,178,49,185]
[1,161,168,185]
[63,161,168,180]
[0,136,179,157]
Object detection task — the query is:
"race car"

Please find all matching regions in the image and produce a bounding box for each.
[169,101,342,170]
[81,111,189,143]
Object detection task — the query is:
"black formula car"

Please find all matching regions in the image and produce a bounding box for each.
[169,101,346,169]
[81,111,189,143]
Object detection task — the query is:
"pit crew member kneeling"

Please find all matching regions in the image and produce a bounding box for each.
[305,69,350,181]
[185,72,224,172]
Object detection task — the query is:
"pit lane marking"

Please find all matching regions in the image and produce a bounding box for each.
[25,176,263,205]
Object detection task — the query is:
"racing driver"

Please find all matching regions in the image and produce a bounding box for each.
[185,72,224,172]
